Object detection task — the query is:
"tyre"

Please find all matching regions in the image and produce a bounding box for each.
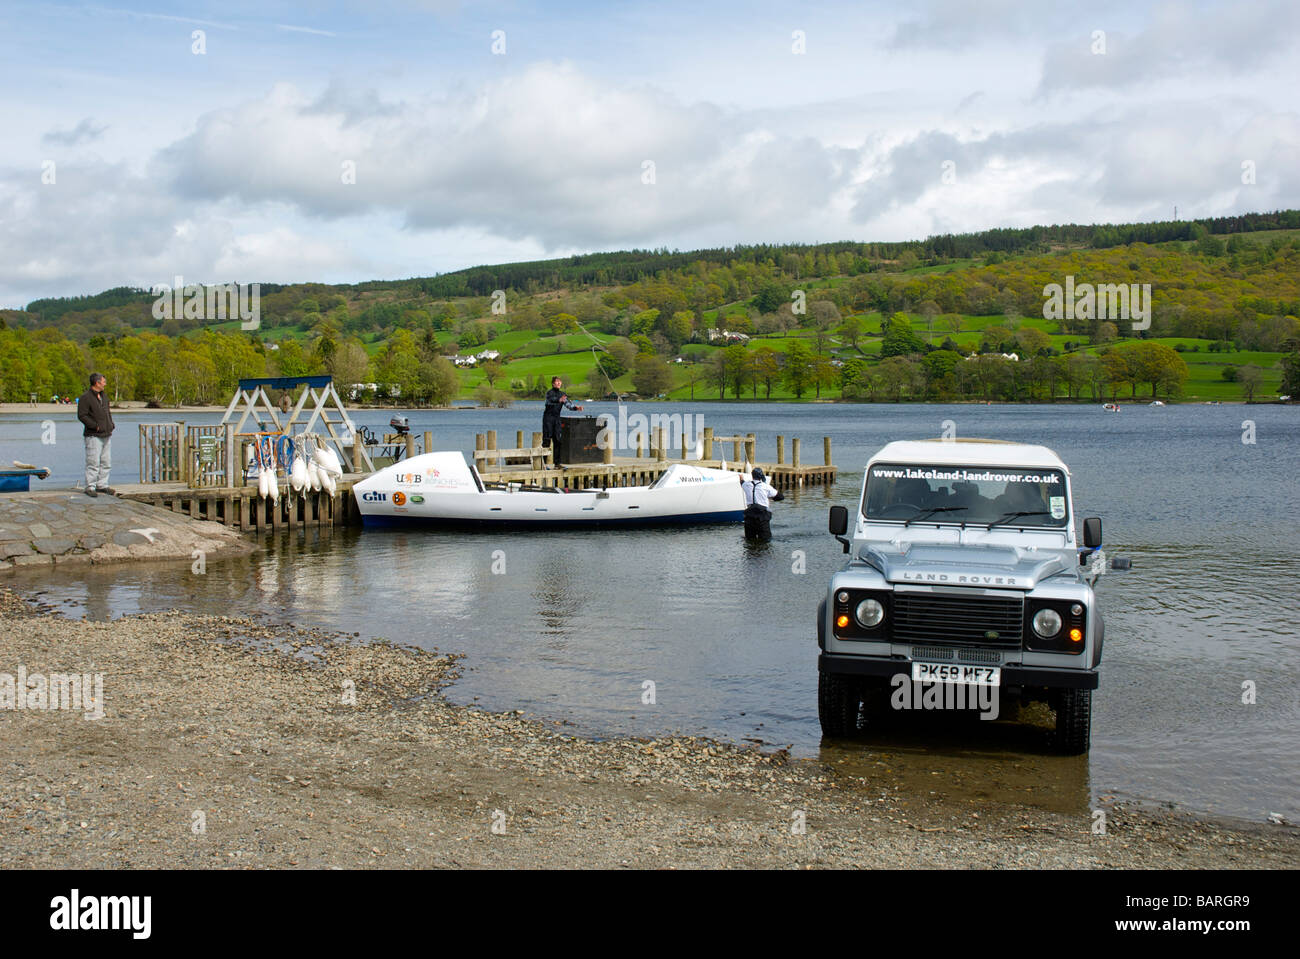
[818,669,860,737]
[1054,687,1092,754]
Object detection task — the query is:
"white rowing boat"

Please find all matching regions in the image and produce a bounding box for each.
[353,451,745,528]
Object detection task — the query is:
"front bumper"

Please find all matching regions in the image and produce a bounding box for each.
[819,652,1099,690]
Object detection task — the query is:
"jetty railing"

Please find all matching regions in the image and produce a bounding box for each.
[470,427,835,489]
[138,423,184,484]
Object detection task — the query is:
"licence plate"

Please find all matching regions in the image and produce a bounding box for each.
[911,662,1001,686]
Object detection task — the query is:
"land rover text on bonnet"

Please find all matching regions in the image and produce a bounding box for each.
[818,438,1130,753]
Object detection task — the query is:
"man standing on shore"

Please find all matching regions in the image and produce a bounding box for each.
[77,373,115,497]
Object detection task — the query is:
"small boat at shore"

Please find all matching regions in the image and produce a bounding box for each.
[1102,403,1121,412]
[353,451,745,528]
[0,461,50,492]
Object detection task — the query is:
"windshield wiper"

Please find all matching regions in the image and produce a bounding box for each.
[986,510,1051,530]
[902,506,967,527]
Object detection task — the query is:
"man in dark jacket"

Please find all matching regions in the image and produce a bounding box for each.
[541,376,582,467]
[76,373,115,497]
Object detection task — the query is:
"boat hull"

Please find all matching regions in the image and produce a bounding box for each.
[353,451,746,530]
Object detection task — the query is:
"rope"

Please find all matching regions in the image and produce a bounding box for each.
[574,319,625,405]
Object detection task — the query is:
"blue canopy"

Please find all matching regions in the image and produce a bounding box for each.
[238,375,333,391]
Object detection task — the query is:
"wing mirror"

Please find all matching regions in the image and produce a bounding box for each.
[829,505,851,553]
[1082,517,1102,549]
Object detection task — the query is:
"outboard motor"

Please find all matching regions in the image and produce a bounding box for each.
[389,414,410,435]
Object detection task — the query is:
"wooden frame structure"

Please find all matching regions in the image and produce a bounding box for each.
[221,375,373,474]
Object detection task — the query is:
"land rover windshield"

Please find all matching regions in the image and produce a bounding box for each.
[862,463,1069,528]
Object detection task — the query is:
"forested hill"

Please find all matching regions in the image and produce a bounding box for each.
[3,209,1298,407]
[18,209,1300,320]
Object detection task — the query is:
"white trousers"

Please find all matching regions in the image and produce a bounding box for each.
[84,435,111,490]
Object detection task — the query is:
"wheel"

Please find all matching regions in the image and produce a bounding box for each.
[1054,687,1092,754]
[818,669,860,737]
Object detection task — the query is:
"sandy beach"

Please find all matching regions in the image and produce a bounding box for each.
[1,586,1294,869]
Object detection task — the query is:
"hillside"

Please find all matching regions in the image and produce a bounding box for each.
[2,211,1299,405]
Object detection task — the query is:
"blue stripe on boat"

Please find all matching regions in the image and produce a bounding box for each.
[360,510,745,530]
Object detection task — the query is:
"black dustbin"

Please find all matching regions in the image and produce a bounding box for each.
[556,415,602,464]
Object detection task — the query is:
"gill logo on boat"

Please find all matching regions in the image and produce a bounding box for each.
[361,491,386,502]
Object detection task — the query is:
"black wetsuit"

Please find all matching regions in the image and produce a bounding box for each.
[542,387,577,463]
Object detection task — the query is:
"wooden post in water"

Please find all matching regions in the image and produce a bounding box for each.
[681,432,688,461]
[792,437,801,468]
[487,430,497,452]
[732,438,742,463]
[516,430,523,450]
[745,433,755,464]
[475,433,485,454]
[824,436,832,466]
[656,427,666,462]
[703,427,713,461]
[776,435,785,465]
[636,434,644,458]
[424,431,432,455]
[352,433,363,472]
[405,434,415,460]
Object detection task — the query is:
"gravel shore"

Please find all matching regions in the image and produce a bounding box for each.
[1,587,1294,869]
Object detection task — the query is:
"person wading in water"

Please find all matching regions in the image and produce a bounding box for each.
[741,467,783,541]
[542,376,582,468]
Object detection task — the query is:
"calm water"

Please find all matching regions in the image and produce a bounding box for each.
[5,402,1298,823]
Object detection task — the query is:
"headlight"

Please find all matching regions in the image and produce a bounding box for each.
[855,598,885,628]
[1032,608,1063,637]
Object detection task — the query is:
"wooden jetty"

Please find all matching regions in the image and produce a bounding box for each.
[126,412,835,531]
[116,479,363,532]
[472,426,836,491]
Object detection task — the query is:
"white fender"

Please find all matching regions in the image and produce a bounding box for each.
[307,459,322,491]
[268,473,280,502]
[257,469,270,498]
[290,456,307,492]
[313,446,342,478]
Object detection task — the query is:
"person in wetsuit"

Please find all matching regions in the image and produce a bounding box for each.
[741,467,783,541]
[542,376,582,467]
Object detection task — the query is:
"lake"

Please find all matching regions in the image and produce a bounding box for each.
[4,400,1297,823]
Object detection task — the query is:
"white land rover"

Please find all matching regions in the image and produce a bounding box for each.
[819,438,1129,753]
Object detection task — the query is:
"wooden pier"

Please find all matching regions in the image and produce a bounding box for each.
[116,480,362,532]
[123,420,835,531]
[473,426,836,491]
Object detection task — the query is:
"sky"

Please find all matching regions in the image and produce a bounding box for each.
[1,0,1297,307]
